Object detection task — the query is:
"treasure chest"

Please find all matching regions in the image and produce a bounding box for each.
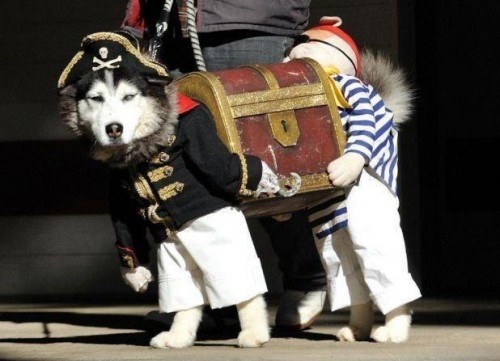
[175,58,346,218]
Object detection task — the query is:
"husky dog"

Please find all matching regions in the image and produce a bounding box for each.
[58,31,278,348]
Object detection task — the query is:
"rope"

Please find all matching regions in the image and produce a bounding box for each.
[185,0,206,71]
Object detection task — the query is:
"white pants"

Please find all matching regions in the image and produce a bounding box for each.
[314,169,421,314]
[157,206,268,313]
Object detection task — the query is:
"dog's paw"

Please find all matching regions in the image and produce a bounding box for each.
[149,331,195,349]
[336,325,370,342]
[371,314,411,343]
[336,326,356,342]
[371,325,390,342]
[237,328,270,348]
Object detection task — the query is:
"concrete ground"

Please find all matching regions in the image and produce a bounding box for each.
[1,298,499,361]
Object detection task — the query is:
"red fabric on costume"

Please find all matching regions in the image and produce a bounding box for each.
[178,93,199,114]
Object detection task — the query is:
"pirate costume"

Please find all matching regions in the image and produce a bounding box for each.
[57,31,269,312]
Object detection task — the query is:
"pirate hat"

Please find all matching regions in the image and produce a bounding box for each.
[57,30,172,89]
[304,16,361,76]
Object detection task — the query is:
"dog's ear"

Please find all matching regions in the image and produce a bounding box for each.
[58,84,77,98]
[57,85,82,135]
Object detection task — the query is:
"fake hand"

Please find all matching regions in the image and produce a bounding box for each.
[256,161,280,196]
[121,266,154,293]
[327,153,365,187]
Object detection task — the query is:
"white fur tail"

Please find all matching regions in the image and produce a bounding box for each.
[360,49,415,126]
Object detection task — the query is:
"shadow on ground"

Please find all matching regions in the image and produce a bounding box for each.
[0,308,335,347]
[1,299,499,347]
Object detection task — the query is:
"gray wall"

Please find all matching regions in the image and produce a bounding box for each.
[0,2,132,301]
[0,0,406,301]
[0,2,127,141]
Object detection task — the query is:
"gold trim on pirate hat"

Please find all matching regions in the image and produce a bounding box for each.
[57,30,172,89]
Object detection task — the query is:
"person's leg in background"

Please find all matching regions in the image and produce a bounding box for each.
[260,211,327,329]
[200,32,327,329]
[200,30,293,70]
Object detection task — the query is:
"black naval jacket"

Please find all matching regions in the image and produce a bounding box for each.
[109,103,263,268]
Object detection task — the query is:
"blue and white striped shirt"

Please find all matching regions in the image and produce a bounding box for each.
[308,73,399,241]
[338,74,399,194]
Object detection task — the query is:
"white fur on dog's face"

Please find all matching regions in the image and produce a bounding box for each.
[77,71,156,146]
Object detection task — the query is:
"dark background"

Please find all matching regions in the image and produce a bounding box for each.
[0,0,498,301]
[410,1,499,297]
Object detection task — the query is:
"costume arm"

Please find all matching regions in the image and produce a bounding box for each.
[338,76,376,163]
[109,169,150,269]
[326,75,375,187]
[181,105,263,197]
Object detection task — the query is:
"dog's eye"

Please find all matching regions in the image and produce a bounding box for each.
[122,94,137,102]
[88,95,104,102]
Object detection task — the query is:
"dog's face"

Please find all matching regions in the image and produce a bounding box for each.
[79,73,142,146]
[59,68,170,150]
[57,32,178,166]
[78,69,157,146]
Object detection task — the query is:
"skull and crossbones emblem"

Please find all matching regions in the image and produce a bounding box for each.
[92,46,122,71]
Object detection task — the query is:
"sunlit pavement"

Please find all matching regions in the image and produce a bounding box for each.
[1,298,499,361]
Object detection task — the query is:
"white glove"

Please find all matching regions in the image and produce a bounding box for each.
[121,266,154,293]
[327,152,365,187]
[256,161,280,196]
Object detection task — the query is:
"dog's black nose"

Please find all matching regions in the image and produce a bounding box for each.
[106,123,123,139]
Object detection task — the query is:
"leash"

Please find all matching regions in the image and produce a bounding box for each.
[150,0,206,71]
[148,0,175,61]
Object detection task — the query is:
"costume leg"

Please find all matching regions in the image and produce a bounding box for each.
[156,240,208,314]
[175,207,268,309]
[308,193,374,341]
[154,229,208,348]
[345,169,421,315]
[327,229,375,342]
[308,193,371,312]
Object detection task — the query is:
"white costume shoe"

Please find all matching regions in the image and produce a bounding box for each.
[275,290,326,330]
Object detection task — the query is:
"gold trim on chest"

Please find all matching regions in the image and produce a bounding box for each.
[148,165,174,182]
[158,182,185,201]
